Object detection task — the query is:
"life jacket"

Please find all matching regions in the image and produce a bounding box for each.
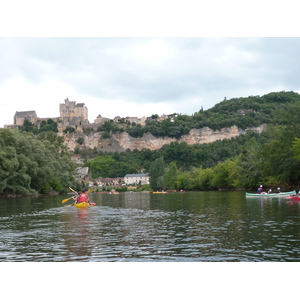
[77,193,87,202]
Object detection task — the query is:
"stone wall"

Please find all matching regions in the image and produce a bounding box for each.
[62,124,267,152]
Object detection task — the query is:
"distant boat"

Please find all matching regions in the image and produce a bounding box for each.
[286,195,300,201]
[153,192,167,194]
[246,190,296,197]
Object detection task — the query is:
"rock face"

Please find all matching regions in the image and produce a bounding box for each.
[62,124,267,152]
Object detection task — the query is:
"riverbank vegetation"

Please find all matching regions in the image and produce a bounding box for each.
[3,91,300,196]
[0,129,77,196]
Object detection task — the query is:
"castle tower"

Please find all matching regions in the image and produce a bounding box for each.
[59,98,88,126]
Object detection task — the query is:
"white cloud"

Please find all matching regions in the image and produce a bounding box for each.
[1,37,300,128]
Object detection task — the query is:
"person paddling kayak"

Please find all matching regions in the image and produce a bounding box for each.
[258,185,266,194]
[76,190,90,203]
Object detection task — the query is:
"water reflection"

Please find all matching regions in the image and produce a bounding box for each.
[1,191,300,261]
[59,208,95,260]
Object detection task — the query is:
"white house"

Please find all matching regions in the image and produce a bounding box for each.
[124,174,149,185]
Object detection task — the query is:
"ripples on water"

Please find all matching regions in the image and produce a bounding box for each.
[1,192,300,261]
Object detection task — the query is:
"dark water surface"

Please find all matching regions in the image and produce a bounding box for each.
[1,191,300,262]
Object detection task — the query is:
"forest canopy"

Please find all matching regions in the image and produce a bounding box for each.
[0,129,77,195]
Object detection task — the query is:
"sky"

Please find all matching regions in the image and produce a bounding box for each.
[1,1,300,129]
[1,36,300,128]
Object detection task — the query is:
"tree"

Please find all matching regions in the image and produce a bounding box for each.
[163,162,179,190]
[0,128,76,195]
[210,159,236,189]
[76,137,84,145]
[189,167,213,190]
[149,156,165,190]
[233,137,265,188]
[63,127,75,133]
[85,155,116,178]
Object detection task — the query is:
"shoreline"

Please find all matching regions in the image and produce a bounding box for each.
[0,191,61,199]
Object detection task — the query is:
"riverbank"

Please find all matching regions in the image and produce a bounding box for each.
[0,190,60,199]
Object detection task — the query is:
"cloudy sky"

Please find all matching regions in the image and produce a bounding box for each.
[1,37,300,128]
[1,0,300,129]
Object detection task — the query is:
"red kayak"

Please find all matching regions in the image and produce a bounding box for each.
[286,196,300,201]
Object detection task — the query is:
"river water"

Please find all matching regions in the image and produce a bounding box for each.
[1,191,300,262]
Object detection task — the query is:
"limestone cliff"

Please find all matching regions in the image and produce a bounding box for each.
[61,124,267,152]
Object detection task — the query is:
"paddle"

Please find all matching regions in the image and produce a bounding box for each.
[62,196,76,204]
[61,187,79,204]
[69,186,77,194]
[68,187,93,195]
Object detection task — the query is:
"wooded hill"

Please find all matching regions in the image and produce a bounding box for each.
[99,90,300,139]
[82,91,300,191]
[6,90,300,194]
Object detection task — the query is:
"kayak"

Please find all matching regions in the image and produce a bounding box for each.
[153,191,169,194]
[74,202,96,208]
[246,190,296,197]
[286,195,300,201]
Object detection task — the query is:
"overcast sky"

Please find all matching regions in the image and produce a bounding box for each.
[1,37,300,128]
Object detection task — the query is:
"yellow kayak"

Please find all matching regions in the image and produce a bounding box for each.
[153,192,169,194]
[74,202,91,208]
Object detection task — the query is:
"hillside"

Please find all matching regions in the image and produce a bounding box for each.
[6,90,300,193]
[91,91,300,140]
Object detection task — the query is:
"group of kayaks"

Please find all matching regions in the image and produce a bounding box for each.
[153,190,185,194]
[67,187,300,208]
[64,187,187,208]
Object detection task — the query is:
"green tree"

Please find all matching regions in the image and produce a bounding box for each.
[210,159,236,189]
[189,167,213,190]
[0,128,76,195]
[85,155,116,178]
[163,162,179,190]
[149,156,165,190]
[233,137,265,188]
[63,126,75,133]
[176,171,192,190]
[76,137,84,145]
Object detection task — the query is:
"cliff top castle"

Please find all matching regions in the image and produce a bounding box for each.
[5,98,170,130]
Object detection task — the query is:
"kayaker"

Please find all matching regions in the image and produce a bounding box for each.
[258,185,265,194]
[76,190,90,203]
[276,187,281,193]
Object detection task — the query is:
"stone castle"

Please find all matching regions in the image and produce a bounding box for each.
[5,98,267,152]
[6,98,171,132]
[7,98,89,129]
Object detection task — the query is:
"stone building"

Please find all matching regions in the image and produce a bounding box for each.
[94,114,110,124]
[14,110,38,126]
[59,98,88,126]
[124,116,146,125]
[124,174,150,185]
